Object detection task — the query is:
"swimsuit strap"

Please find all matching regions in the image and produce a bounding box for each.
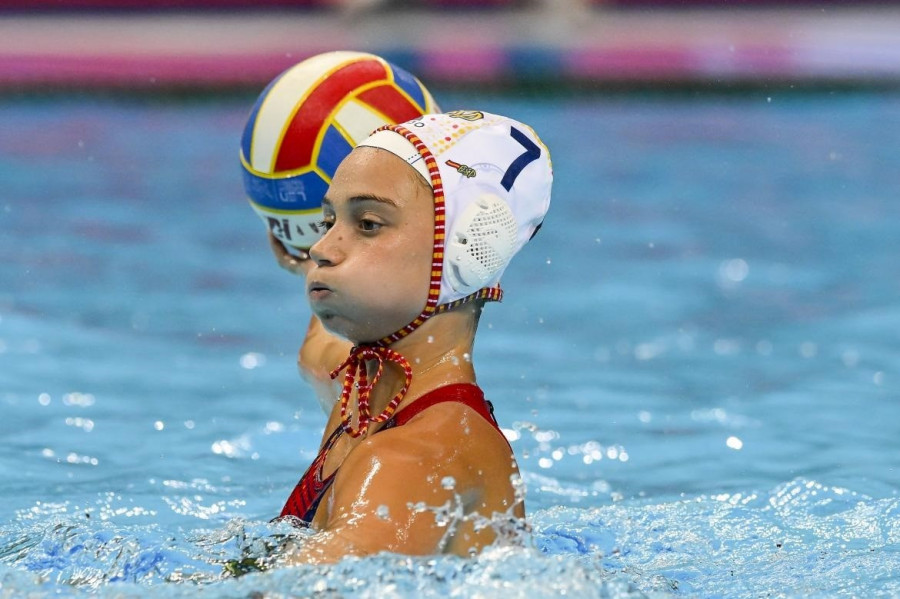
[384,383,509,449]
[278,423,344,522]
[279,383,509,524]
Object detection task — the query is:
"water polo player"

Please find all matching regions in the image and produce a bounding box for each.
[279,111,552,563]
[240,51,440,413]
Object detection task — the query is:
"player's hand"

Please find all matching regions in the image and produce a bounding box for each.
[268,231,313,276]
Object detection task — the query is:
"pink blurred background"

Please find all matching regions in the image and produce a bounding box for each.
[1,0,899,90]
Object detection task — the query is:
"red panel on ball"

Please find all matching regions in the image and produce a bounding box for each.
[355,84,426,125]
[275,59,390,172]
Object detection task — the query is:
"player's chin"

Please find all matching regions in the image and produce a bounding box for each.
[315,303,420,345]
[313,308,348,336]
[325,320,397,346]
[313,310,367,344]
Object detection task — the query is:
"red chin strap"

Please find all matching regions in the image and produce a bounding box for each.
[327,124,504,438]
[327,125,443,439]
[328,286,501,438]
[330,345,413,438]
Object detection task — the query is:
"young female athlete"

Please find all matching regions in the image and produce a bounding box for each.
[275,110,552,563]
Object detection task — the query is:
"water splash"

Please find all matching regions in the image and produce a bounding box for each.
[533,478,900,597]
[2,478,895,597]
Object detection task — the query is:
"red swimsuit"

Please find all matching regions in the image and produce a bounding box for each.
[278,383,507,524]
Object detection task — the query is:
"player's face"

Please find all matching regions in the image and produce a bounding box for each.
[306,147,434,343]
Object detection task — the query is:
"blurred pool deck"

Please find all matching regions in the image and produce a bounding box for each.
[2,5,900,91]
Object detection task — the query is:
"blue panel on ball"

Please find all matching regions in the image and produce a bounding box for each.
[318,125,355,179]
[242,169,328,212]
[389,64,427,111]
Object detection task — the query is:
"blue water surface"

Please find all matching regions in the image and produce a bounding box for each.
[1,90,899,597]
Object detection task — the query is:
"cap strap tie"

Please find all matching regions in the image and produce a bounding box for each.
[330,345,413,438]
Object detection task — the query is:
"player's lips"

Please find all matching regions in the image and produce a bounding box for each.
[307,280,333,301]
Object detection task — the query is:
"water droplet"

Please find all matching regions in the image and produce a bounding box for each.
[502,428,520,442]
[240,352,266,370]
[63,392,95,407]
[441,476,456,490]
[718,258,749,285]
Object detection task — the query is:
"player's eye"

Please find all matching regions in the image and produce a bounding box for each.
[359,219,382,233]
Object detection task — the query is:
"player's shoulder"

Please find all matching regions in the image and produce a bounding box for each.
[367,397,509,463]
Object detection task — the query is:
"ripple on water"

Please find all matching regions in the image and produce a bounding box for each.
[0,478,897,598]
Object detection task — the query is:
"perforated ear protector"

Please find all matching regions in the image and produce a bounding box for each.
[358,111,552,313]
[445,192,519,293]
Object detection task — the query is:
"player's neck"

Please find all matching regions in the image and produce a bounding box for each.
[366,308,478,417]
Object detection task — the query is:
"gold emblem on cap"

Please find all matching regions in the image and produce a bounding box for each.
[446,110,484,121]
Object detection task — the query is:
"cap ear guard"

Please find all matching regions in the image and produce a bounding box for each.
[445,192,518,294]
[360,112,552,312]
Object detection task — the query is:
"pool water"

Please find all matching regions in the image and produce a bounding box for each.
[1,90,899,597]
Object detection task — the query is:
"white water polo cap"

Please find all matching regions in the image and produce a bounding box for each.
[359,110,553,315]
